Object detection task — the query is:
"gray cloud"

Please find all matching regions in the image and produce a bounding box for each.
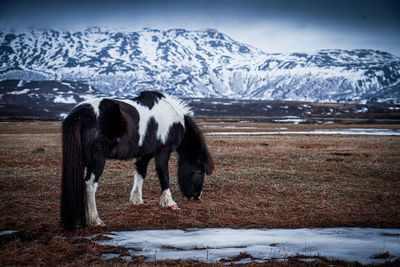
[1,0,399,55]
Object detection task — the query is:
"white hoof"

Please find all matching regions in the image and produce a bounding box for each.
[130,170,144,205]
[160,189,179,210]
[130,192,144,205]
[88,216,104,227]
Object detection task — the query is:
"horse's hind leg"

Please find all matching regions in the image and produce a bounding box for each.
[130,155,152,205]
[85,146,107,227]
[155,150,179,210]
[85,170,104,227]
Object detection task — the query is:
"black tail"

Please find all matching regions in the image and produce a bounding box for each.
[61,114,86,230]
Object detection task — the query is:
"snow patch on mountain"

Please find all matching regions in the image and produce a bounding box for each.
[0,27,399,103]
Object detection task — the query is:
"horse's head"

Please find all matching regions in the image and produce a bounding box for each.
[177,157,214,200]
[177,116,215,200]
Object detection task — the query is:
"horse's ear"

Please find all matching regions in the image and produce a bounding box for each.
[178,116,215,175]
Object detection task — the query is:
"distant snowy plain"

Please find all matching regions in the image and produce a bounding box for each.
[205,128,400,136]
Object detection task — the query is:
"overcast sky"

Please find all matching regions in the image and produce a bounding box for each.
[1,0,399,56]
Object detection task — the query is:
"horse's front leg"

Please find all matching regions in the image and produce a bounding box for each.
[130,155,152,205]
[155,150,180,210]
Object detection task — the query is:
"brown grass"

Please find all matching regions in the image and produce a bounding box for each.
[0,121,399,265]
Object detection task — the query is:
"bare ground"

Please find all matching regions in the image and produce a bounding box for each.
[0,121,399,266]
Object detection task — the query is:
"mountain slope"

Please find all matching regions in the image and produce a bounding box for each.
[1,27,399,103]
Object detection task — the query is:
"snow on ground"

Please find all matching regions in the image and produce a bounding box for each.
[206,128,400,136]
[98,228,400,264]
[59,113,69,119]
[8,89,30,95]
[0,230,16,236]
[53,95,76,104]
[355,107,369,113]
[202,125,259,129]
[273,118,305,124]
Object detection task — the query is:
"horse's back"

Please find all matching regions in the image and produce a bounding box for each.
[66,93,188,161]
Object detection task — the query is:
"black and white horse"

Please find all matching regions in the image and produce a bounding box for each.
[61,91,214,230]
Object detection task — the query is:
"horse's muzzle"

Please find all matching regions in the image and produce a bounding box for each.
[193,191,202,200]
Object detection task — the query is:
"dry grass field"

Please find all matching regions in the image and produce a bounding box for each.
[0,121,400,266]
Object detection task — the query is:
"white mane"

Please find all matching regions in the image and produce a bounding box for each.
[162,94,193,117]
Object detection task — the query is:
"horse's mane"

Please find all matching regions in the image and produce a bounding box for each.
[162,94,193,117]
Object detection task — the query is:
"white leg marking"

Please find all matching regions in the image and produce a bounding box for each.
[130,170,144,205]
[85,174,104,226]
[160,188,180,210]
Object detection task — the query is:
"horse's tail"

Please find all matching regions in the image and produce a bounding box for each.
[61,113,86,230]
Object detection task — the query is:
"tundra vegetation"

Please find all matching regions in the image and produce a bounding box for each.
[0,121,399,265]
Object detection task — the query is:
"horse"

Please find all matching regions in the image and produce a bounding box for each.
[61,91,214,230]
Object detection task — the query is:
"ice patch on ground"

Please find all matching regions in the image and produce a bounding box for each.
[202,125,258,129]
[0,230,17,236]
[273,118,305,124]
[59,113,68,119]
[206,128,400,136]
[97,228,400,264]
[101,253,121,260]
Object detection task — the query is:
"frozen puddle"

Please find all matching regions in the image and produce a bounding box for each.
[97,228,400,264]
[0,230,17,236]
[206,128,400,136]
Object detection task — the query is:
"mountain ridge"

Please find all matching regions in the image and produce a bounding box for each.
[1,27,399,103]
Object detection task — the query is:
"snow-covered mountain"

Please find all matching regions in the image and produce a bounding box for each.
[1,27,400,103]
